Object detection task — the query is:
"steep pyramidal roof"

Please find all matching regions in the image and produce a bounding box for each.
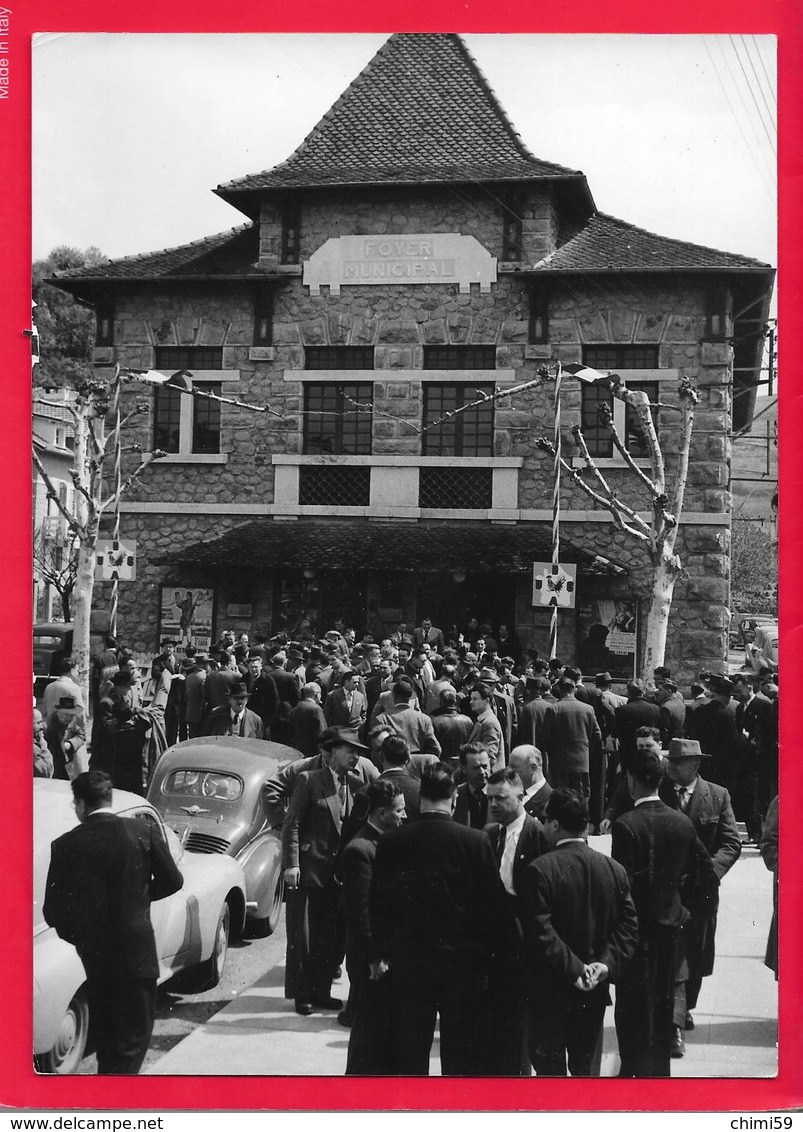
[216,33,590,201]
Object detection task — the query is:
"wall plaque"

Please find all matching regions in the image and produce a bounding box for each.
[303,234,497,295]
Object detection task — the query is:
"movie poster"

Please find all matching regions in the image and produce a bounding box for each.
[576,597,638,682]
[159,586,215,651]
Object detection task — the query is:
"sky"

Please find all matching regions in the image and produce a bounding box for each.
[32,33,777,272]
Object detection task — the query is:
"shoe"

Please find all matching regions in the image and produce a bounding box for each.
[311,994,342,1011]
[337,1010,352,1028]
[295,1001,315,1016]
[684,1011,695,1032]
[671,1026,685,1058]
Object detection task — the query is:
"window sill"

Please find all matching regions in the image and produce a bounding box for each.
[272,455,523,468]
[148,453,229,465]
[571,455,651,470]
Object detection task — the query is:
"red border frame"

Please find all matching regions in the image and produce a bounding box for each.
[9,0,801,1111]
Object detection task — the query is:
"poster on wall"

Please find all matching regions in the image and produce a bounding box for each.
[576,597,638,681]
[159,586,215,651]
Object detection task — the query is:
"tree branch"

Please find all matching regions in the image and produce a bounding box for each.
[665,377,700,539]
[32,450,83,530]
[99,451,167,512]
[598,403,664,497]
[612,383,666,492]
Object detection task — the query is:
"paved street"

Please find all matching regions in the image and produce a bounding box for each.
[148,835,777,1078]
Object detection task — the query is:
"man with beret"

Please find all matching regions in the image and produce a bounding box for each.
[205,681,265,739]
[660,737,741,1055]
[611,746,717,1076]
[282,728,370,1015]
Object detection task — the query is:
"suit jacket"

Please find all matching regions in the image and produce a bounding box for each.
[658,694,686,748]
[371,811,508,959]
[523,780,553,822]
[484,813,547,899]
[453,782,489,829]
[614,698,661,768]
[522,840,638,1003]
[377,766,422,820]
[492,689,518,756]
[658,776,741,882]
[544,697,602,775]
[684,699,738,786]
[339,822,382,968]
[204,668,240,712]
[611,799,717,932]
[262,751,378,828]
[516,698,550,750]
[430,709,474,765]
[288,699,327,758]
[374,704,442,757]
[43,812,183,978]
[323,687,367,732]
[468,709,504,769]
[184,668,208,726]
[281,766,363,887]
[205,705,265,740]
[413,625,446,653]
[246,672,280,731]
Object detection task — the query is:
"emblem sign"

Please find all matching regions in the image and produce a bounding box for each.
[95,539,137,581]
[303,233,498,295]
[532,562,577,609]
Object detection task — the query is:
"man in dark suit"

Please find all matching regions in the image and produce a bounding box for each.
[522,788,639,1076]
[281,728,369,1015]
[516,676,552,758]
[484,767,548,1074]
[244,651,279,736]
[613,679,661,778]
[370,765,509,1074]
[267,650,301,745]
[732,673,776,842]
[660,737,741,1053]
[413,617,446,654]
[543,678,602,797]
[323,670,367,736]
[453,744,492,828]
[340,779,407,1074]
[205,682,265,739]
[510,744,552,821]
[656,680,686,748]
[684,674,738,792]
[611,746,717,1077]
[43,771,183,1074]
[288,682,327,758]
[429,688,474,771]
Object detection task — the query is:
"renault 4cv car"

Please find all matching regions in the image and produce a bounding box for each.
[34,779,247,1074]
[147,737,299,938]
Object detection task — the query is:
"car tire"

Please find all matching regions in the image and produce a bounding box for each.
[35,987,90,1075]
[186,900,231,991]
[248,871,285,938]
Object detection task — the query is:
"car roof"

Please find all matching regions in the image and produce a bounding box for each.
[154,736,299,776]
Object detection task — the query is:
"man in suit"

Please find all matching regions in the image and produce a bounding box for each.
[510,744,552,821]
[480,667,518,762]
[732,673,776,843]
[370,765,509,1074]
[613,679,661,779]
[484,767,548,1074]
[288,682,327,758]
[43,771,183,1074]
[413,617,446,655]
[660,737,741,1053]
[543,678,602,797]
[244,651,279,736]
[467,681,505,770]
[656,680,686,748]
[453,744,492,828]
[205,682,265,739]
[267,650,302,745]
[374,678,442,757]
[522,788,639,1076]
[323,670,367,736]
[684,674,739,793]
[611,746,717,1076]
[184,652,210,739]
[340,779,407,1074]
[282,728,369,1015]
[429,688,474,771]
[516,676,552,755]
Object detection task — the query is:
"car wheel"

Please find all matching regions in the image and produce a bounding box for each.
[186,901,231,991]
[35,988,90,1074]
[248,871,285,938]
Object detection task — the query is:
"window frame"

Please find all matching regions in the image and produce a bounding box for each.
[578,377,660,463]
[528,284,549,344]
[152,374,228,459]
[422,345,497,370]
[253,287,273,346]
[303,382,374,456]
[422,382,496,457]
[153,346,224,371]
[304,346,375,370]
[94,299,114,347]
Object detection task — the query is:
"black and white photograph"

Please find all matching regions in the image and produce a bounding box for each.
[30,30,781,1089]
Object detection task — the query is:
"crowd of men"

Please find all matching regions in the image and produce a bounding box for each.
[36,614,779,1077]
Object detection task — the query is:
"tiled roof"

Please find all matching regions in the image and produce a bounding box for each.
[216,34,588,196]
[52,224,260,283]
[532,213,772,272]
[163,518,627,576]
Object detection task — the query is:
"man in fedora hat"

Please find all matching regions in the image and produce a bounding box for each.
[205,681,265,739]
[685,674,739,792]
[660,736,741,1055]
[282,727,369,1015]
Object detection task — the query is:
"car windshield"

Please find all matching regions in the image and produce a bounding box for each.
[164,769,244,802]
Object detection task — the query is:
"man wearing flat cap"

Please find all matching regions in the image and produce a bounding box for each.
[660,737,741,1055]
[282,727,370,1015]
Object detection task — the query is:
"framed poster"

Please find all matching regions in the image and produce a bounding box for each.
[576,597,638,682]
[159,586,215,651]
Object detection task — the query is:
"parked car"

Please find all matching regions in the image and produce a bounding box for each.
[732,613,777,651]
[147,737,300,937]
[34,779,247,1074]
[745,622,779,673]
[33,615,108,702]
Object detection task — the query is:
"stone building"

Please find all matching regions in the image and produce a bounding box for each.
[54,33,774,683]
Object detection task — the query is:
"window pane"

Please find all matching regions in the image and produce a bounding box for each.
[153,384,182,453]
[303,383,372,454]
[305,346,374,370]
[423,383,494,456]
[583,345,659,369]
[192,383,221,454]
[154,346,223,370]
[423,346,496,370]
[580,384,613,458]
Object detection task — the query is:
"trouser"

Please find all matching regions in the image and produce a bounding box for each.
[82,957,156,1075]
[284,881,341,1002]
[345,957,396,1075]
[615,926,679,1077]
[529,992,607,1076]
[589,747,606,832]
[390,949,493,1075]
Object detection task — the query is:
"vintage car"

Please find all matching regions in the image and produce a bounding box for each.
[34,779,247,1074]
[745,621,779,673]
[147,737,299,937]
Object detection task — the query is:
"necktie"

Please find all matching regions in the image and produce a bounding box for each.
[338,775,350,818]
[677,786,689,812]
[496,825,507,866]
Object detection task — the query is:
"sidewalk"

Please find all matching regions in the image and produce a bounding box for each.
[148,838,778,1078]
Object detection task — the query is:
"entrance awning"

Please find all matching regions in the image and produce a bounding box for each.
[161,519,628,577]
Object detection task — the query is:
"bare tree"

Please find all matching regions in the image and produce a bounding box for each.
[537,366,700,675]
[32,521,79,622]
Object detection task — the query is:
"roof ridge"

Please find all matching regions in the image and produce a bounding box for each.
[53,223,255,276]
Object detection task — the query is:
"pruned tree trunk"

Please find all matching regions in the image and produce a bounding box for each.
[642,549,681,674]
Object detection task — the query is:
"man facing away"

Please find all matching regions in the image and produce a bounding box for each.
[521,788,638,1076]
[43,771,183,1074]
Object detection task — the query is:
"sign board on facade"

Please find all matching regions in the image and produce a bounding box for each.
[303,233,497,295]
[159,586,215,651]
[95,539,136,581]
[532,562,577,608]
[576,598,638,682]
[227,603,253,618]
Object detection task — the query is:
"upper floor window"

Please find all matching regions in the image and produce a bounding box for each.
[281,205,301,265]
[94,299,114,347]
[303,383,373,455]
[583,345,659,370]
[153,377,222,455]
[422,383,495,457]
[304,346,375,370]
[502,195,523,262]
[529,284,549,344]
[154,346,224,370]
[705,287,728,341]
[253,288,273,346]
[422,345,497,370]
[580,377,659,459]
